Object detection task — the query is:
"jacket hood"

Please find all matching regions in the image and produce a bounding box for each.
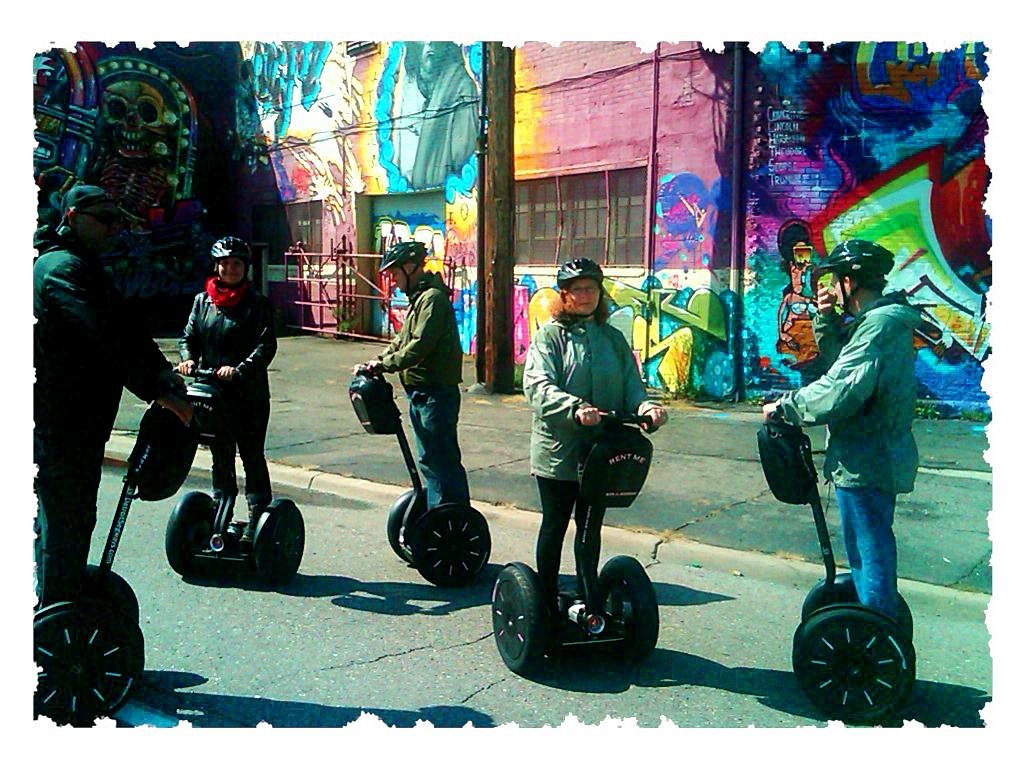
[862,290,923,329]
[409,270,450,298]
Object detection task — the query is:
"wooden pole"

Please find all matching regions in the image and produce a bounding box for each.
[484,42,516,393]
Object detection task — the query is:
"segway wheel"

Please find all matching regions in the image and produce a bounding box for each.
[491,563,549,676]
[165,491,215,577]
[792,605,916,724]
[598,555,660,662]
[252,499,305,585]
[407,503,491,588]
[386,489,425,564]
[801,574,914,642]
[84,565,140,626]
[34,601,144,726]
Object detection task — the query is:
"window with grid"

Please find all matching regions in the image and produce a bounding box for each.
[514,167,646,266]
[285,200,323,253]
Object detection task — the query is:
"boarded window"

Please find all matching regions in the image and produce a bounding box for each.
[514,167,646,266]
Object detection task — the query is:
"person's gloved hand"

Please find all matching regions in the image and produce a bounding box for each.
[574,403,601,427]
[156,394,193,426]
[354,359,384,376]
[156,367,187,396]
[638,402,667,432]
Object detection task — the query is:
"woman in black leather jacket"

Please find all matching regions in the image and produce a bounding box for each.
[177,236,278,543]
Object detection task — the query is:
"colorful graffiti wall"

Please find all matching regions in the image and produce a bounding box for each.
[743,42,989,413]
[238,41,482,347]
[33,42,239,330]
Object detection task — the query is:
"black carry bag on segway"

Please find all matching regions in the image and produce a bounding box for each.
[35,404,197,726]
[757,415,915,724]
[350,367,490,587]
[492,412,660,677]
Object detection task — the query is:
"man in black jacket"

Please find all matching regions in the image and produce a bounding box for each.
[33,184,192,607]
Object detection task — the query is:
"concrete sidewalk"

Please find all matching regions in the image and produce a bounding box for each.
[111,334,993,594]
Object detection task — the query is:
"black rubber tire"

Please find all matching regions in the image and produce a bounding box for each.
[802,574,914,641]
[165,491,215,577]
[598,555,659,662]
[252,499,305,585]
[792,604,916,724]
[386,489,424,564]
[491,563,549,676]
[84,566,140,626]
[34,600,145,726]
[408,503,491,587]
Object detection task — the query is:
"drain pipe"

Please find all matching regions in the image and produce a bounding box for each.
[728,42,747,402]
[643,42,661,382]
[475,43,488,385]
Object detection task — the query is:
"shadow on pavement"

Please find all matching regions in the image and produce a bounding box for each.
[283,563,506,616]
[528,648,989,727]
[133,671,494,727]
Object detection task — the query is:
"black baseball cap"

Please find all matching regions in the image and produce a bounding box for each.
[60,184,116,218]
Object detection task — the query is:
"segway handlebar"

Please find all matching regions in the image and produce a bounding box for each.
[354,363,386,379]
[595,410,658,432]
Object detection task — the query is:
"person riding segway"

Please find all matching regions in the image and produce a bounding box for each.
[165,236,304,585]
[491,258,668,676]
[761,238,922,722]
[351,240,489,587]
[33,183,194,724]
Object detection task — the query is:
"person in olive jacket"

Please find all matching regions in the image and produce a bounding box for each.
[356,240,469,509]
[178,236,277,543]
[34,184,192,607]
[524,258,668,621]
[763,239,923,620]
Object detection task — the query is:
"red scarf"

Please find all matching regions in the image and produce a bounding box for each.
[206,276,250,309]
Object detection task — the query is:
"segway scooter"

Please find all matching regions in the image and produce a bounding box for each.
[164,369,304,586]
[349,365,490,587]
[35,403,197,726]
[757,413,915,723]
[491,412,660,676]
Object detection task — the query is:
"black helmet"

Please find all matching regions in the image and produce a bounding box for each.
[816,239,895,280]
[380,240,427,272]
[556,258,604,290]
[211,236,251,265]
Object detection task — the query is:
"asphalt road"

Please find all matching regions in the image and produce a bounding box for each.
[82,466,990,729]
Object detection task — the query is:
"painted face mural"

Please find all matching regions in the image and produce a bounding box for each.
[94,57,197,224]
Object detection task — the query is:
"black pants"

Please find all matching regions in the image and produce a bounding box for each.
[34,439,106,606]
[210,397,272,518]
[535,476,607,615]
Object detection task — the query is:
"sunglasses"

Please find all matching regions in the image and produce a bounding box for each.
[79,209,123,226]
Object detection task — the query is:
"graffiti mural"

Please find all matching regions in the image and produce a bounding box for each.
[241,41,364,227]
[745,41,989,413]
[654,172,728,273]
[375,42,481,193]
[33,43,236,325]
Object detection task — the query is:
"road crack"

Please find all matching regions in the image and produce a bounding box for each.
[321,632,494,671]
[461,677,509,704]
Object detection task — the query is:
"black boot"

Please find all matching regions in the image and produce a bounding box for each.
[241,498,268,544]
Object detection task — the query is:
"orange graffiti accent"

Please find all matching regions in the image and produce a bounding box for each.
[527,287,560,334]
[855,43,941,104]
[514,48,546,165]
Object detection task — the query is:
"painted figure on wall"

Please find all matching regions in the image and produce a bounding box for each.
[92,57,197,229]
[404,42,479,190]
[775,219,820,371]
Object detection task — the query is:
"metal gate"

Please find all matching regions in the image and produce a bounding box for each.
[283,240,456,342]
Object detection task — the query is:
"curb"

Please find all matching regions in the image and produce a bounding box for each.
[104,432,989,623]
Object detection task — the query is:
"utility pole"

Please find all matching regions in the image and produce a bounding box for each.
[474,44,488,386]
[483,42,515,393]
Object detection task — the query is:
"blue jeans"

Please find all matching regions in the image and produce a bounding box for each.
[407,384,470,508]
[835,485,898,619]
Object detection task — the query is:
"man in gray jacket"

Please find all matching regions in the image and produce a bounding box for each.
[763,239,922,620]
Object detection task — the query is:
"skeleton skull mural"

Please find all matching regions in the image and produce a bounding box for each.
[94,57,196,224]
